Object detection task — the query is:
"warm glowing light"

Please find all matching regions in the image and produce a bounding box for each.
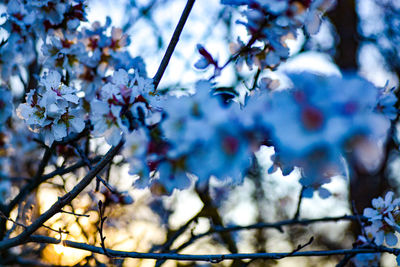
[43,235,91,266]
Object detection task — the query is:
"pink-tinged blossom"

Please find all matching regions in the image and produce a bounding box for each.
[41,34,86,73]
[17,71,85,145]
[0,0,88,81]
[89,69,156,146]
[123,71,394,196]
[364,191,399,220]
[220,0,336,70]
[75,18,140,89]
[90,99,123,146]
[244,72,393,197]
[156,80,254,192]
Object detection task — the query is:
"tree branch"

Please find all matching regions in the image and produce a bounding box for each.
[152,0,196,91]
[173,215,367,253]
[0,140,124,251]
[5,156,101,216]
[25,235,400,262]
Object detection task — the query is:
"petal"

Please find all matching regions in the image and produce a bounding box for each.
[47,103,63,117]
[52,123,67,141]
[43,129,55,146]
[70,117,85,133]
[63,93,80,104]
[305,11,322,35]
[363,208,380,220]
[105,127,122,146]
[92,119,108,136]
[16,103,33,120]
[194,58,209,69]
[113,69,129,85]
[42,71,61,91]
[101,83,119,100]
[372,197,384,209]
[318,187,331,199]
[385,232,398,246]
[111,104,122,117]
[374,231,384,245]
[385,191,394,206]
[91,100,108,115]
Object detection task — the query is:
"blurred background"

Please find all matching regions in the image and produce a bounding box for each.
[3,0,400,266]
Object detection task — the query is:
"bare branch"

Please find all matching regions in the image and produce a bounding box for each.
[152,0,196,91]
[97,200,112,258]
[0,140,124,251]
[59,209,89,218]
[72,143,117,193]
[173,215,367,253]
[26,235,400,262]
[293,186,305,220]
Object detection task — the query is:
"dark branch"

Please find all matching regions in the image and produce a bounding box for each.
[73,144,117,193]
[293,186,305,220]
[26,235,400,262]
[173,215,367,253]
[152,0,196,91]
[6,156,101,215]
[0,140,124,251]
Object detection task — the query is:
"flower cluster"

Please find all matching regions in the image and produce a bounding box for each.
[217,0,336,70]
[249,73,393,197]
[124,81,256,194]
[0,0,87,80]
[91,69,155,146]
[41,15,140,83]
[122,72,394,196]
[17,71,85,145]
[362,191,400,246]
[2,0,397,202]
[120,71,396,196]
[353,192,400,266]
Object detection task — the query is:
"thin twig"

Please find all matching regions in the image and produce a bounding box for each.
[278,236,314,259]
[154,210,201,266]
[7,145,55,212]
[0,140,124,251]
[152,0,196,91]
[60,209,90,218]
[41,225,69,235]
[352,200,368,240]
[173,215,367,253]
[0,211,68,235]
[293,186,305,220]
[72,144,117,193]
[6,156,101,216]
[26,235,400,262]
[97,200,112,258]
[251,68,261,91]
[0,211,26,230]
[0,145,55,240]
